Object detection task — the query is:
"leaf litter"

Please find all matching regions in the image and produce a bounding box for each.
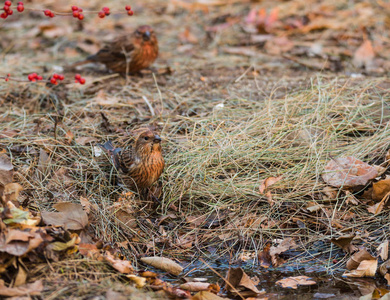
[2,0,390,298]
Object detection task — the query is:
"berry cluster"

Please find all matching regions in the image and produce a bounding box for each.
[0,2,134,20]
[71,5,84,20]
[125,5,134,16]
[50,73,65,85]
[27,73,43,82]
[74,74,86,85]
[4,73,10,81]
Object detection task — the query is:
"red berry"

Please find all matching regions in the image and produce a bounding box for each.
[3,5,10,11]
[79,78,86,84]
[75,74,81,80]
[4,1,11,6]
[102,6,109,12]
[125,5,131,11]
[17,4,23,12]
[7,9,12,15]
[17,1,23,5]
[36,75,43,80]
[71,5,78,11]
[98,11,105,18]
[77,8,82,12]
[72,11,79,18]
[7,73,10,77]
[104,11,110,16]
[27,74,33,81]
[49,12,54,17]
[50,78,57,84]
[44,9,51,16]
[5,78,8,81]
[0,12,7,18]
[127,10,133,16]
[53,73,59,79]
[78,13,84,20]
[59,75,64,80]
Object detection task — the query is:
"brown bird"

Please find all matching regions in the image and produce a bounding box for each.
[71,25,158,74]
[99,129,165,192]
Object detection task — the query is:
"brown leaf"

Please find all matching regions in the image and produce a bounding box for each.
[276,276,316,289]
[78,243,99,258]
[379,260,390,277]
[345,191,359,205]
[347,248,376,270]
[41,202,88,230]
[322,156,377,188]
[0,153,13,187]
[126,275,147,288]
[269,238,296,267]
[372,178,390,201]
[2,183,23,204]
[0,228,44,256]
[226,267,260,297]
[38,149,50,174]
[141,257,183,276]
[192,291,225,300]
[180,282,211,292]
[258,243,272,268]
[378,241,389,261]
[353,40,375,69]
[331,235,357,254]
[343,259,378,277]
[65,130,74,144]
[367,192,390,215]
[0,279,43,297]
[104,252,134,274]
[259,176,283,193]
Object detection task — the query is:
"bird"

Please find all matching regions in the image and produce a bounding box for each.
[98,129,165,193]
[70,25,158,74]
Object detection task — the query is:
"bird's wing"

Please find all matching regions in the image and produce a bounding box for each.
[87,35,136,63]
[119,147,136,174]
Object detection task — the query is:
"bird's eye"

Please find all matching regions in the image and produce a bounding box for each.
[144,136,149,141]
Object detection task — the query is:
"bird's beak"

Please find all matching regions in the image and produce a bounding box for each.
[153,135,161,143]
[143,31,151,41]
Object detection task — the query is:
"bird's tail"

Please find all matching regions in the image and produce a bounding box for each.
[98,141,122,169]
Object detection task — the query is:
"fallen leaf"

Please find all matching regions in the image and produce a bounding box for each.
[41,202,88,230]
[38,149,50,174]
[192,291,225,300]
[126,274,147,288]
[372,178,390,201]
[378,241,389,261]
[0,279,43,297]
[0,228,44,256]
[258,243,272,268]
[65,130,74,144]
[259,176,283,193]
[322,156,377,188]
[2,183,23,204]
[48,235,78,252]
[276,276,316,289]
[345,191,359,205]
[343,259,378,277]
[180,282,211,292]
[353,40,375,69]
[367,192,390,215]
[75,137,98,146]
[104,252,134,274]
[347,248,376,270]
[269,238,296,267]
[306,201,324,212]
[331,234,357,254]
[141,257,183,276]
[226,267,260,297]
[0,153,13,187]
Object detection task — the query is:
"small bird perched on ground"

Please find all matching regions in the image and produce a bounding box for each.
[71,25,158,74]
[99,129,165,192]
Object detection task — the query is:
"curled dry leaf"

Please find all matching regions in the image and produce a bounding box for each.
[126,274,147,288]
[276,276,316,289]
[41,202,88,230]
[141,257,183,276]
[0,279,43,297]
[372,177,390,202]
[192,291,225,300]
[258,243,272,268]
[180,282,211,292]
[378,241,389,261]
[259,175,283,194]
[346,248,376,270]
[343,259,378,278]
[104,252,134,274]
[269,238,296,267]
[225,267,260,297]
[322,156,377,188]
[0,228,44,256]
[0,154,13,187]
[331,234,357,254]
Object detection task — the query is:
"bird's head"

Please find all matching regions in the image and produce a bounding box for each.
[135,130,162,158]
[133,25,157,46]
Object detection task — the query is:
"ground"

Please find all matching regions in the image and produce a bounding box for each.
[1,0,390,299]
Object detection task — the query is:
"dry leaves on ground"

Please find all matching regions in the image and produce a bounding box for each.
[276,276,316,289]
